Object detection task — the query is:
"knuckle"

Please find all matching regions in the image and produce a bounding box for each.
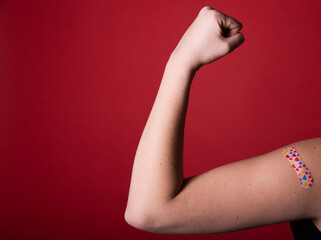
[212,10,222,18]
[199,6,214,15]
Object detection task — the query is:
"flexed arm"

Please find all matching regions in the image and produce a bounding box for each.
[125,6,321,235]
[125,6,244,230]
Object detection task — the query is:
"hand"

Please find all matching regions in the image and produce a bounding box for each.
[172,6,244,70]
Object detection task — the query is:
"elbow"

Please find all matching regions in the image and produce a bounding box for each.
[124,207,144,230]
[124,206,166,233]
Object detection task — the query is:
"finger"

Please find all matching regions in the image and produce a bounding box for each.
[225,32,245,52]
[226,16,242,36]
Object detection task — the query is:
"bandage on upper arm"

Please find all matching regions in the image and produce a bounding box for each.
[282,147,314,189]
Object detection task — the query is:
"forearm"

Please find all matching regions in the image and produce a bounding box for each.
[126,52,195,215]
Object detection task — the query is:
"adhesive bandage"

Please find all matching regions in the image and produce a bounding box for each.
[282,147,314,189]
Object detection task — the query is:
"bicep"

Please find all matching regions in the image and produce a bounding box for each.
[153,138,321,234]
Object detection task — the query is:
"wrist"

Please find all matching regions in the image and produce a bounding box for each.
[168,49,200,73]
[161,52,196,87]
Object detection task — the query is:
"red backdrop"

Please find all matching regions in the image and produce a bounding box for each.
[1,0,321,239]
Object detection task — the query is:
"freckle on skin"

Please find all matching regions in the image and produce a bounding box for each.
[313,146,316,149]
[248,184,251,186]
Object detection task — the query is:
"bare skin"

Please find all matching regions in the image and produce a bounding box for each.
[125,6,321,234]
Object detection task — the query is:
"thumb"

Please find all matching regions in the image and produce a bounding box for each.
[225,32,244,52]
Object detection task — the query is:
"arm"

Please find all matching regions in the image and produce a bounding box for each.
[125,5,244,228]
[125,6,321,234]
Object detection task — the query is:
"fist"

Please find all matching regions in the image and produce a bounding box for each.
[173,6,244,69]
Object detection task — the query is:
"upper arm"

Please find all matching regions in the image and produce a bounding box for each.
[145,137,321,234]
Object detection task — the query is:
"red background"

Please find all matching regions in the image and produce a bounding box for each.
[1,0,321,239]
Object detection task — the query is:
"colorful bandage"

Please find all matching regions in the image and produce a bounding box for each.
[282,147,314,189]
